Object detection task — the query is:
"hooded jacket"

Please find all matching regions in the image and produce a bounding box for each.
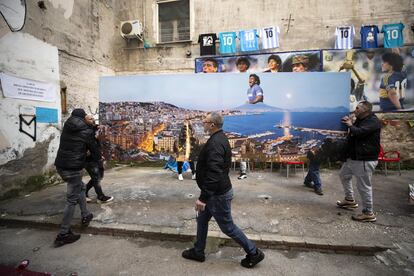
[54,116,99,170]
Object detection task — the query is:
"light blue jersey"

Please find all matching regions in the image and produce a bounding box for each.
[381,23,404,48]
[239,29,259,52]
[219,32,237,54]
[247,84,263,102]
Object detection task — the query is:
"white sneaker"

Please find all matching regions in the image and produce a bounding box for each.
[178,174,184,181]
[97,196,114,204]
[238,174,247,180]
[86,196,92,203]
[192,174,196,180]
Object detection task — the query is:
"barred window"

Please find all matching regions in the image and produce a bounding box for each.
[158,0,190,43]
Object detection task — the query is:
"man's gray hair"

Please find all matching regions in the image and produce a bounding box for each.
[209,112,223,128]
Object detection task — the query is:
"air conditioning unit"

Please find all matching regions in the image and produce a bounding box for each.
[120,20,143,40]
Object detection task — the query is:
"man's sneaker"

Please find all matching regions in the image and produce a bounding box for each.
[238,173,247,180]
[54,230,80,247]
[97,195,114,204]
[178,174,184,181]
[192,174,196,180]
[81,213,93,227]
[241,248,265,268]
[336,198,358,209]
[314,187,324,196]
[352,212,377,222]
[182,248,205,262]
[86,196,92,203]
[304,182,314,189]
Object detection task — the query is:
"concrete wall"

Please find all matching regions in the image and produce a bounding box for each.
[0,0,115,198]
[112,0,414,73]
[0,32,61,198]
[22,0,116,118]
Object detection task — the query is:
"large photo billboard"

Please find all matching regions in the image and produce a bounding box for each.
[323,47,414,112]
[195,50,321,73]
[99,73,349,163]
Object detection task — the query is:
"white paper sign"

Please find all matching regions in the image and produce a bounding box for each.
[0,73,56,102]
[19,105,36,115]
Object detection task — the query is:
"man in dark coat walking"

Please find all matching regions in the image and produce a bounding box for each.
[182,112,264,268]
[54,108,98,247]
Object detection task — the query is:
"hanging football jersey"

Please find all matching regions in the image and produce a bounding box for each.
[259,26,280,49]
[239,29,259,52]
[335,26,355,49]
[198,33,218,56]
[219,32,237,54]
[360,25,379,49]
[381,23,405,48]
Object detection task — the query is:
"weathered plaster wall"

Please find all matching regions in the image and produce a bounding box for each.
[0,0,116,198]
[113,0,414,73]
[377,113,414,163]
[0,32,61,198]
[23,0,116,119]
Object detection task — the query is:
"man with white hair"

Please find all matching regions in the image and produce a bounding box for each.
[182,112,264,268]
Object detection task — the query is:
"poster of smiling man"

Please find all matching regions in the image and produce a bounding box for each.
[195,50,321,73]
[322,47,414,112]
[99,72,349,163]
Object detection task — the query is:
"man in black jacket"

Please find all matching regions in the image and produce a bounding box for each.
[54,108,97,247]
[182,112,264,268]
[84,114,113,203]
[337,101,381,222]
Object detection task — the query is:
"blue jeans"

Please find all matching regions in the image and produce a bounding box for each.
[304,165,322,189]
[194,189,257,255]
[57,168,91,235]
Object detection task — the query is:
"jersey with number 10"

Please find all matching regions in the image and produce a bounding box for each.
[219,32,237,54]
[381,23,404,48]
[335,26,355,49]
[259,26,280,49]
[239,29,259,52]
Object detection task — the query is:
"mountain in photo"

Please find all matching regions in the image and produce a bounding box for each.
[232,102,286,113]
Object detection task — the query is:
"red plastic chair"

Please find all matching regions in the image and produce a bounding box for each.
[378,145,401,176]
[280,160,305,178]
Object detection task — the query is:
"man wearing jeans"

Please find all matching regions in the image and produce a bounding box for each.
[182,112,264,268]
[337,101,381,222]
[54,108,98,247]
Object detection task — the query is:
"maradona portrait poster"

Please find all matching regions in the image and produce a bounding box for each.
[323,47,414,112]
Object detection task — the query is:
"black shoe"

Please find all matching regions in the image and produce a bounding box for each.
[314,187,324,196]
[81,213,93,227]
[97,195,114,204]
[54,230,80,247]
[238,173,247,180]
[182,248,205,262]
[241,248,265,268]
[304,182,314,188]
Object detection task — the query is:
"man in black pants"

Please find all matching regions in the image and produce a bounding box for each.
[54,109,97,247]
[182,112,264,268]
[84,115,113,203]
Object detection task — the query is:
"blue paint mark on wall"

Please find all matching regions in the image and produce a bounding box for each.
[36,107,58,123]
